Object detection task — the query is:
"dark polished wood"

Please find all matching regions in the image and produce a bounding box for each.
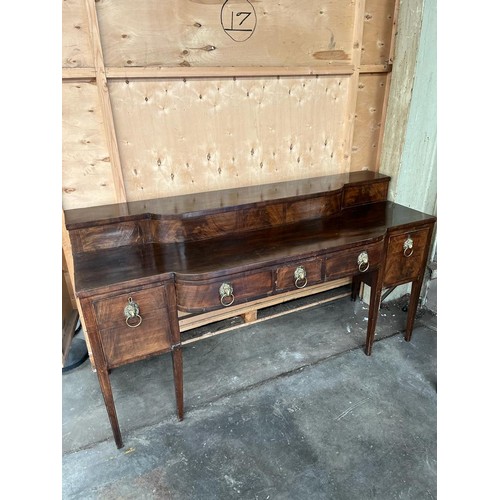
[65,170,436,448]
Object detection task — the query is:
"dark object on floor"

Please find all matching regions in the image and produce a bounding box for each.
[62,321,88,373]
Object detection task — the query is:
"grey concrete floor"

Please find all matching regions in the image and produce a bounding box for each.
[62,284,437,499]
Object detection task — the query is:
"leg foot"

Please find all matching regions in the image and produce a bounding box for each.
[404,279,423,342]
[95,368,123,449]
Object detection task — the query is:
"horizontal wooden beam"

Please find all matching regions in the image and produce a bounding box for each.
[62,67,96,79]
[62,64,391,82]
[181,290,351,346]
[104,65,356,79]
[360,64,393,74]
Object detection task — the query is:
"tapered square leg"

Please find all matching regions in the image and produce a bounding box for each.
[404,277,424,342]
[171,347,184,421]
[364,269,383,356]
[95,367,123,449]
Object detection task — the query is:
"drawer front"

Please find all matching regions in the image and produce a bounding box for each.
[325,241,384,279]
[384,228,431,286]
[342,180,389,208]
[176,270,274,312]
[275,258,323,291]
[93,285,171,367]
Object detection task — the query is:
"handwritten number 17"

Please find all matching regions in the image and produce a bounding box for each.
[231,11,251,29]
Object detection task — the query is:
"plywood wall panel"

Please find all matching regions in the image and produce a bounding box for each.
[350,73,387,171]
[96,0,355,68]
[62,0,93,68]
[109,75,349,200]
[62,0,399,205]
[62,82,117,209]
[361,0,396,66]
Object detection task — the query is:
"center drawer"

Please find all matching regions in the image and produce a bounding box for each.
[275,258,323,291]
[176,270,274,313]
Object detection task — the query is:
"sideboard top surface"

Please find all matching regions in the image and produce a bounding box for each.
[71,200,435,296]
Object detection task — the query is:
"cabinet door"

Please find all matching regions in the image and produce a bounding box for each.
[383,227,431,287]
[93,285,171,368]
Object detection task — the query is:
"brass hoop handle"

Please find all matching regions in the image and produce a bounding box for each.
[126,315,143,328]
[294,266,308,289]
[403,236,414,257]
[358,251,369,273]
[219,282,235,307]
[124,297,143,328]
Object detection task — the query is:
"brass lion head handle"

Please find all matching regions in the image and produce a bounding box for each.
[294,266,308,288]
[403,236,414,257]
[124,297,142,328]
[219,282,235,307]
[357,251,369,273]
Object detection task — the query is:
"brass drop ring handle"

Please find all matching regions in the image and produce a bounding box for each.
[219,282,235,307]
[294,266,308,288]
[124,297,142,328]
[358,251,369,273]
[403,236,414,257]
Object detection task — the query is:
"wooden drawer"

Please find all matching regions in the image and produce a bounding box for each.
[384,227,431,286]
[342,180,389,208]
[275,258,323,291]
[176,270,274,312]
[325,240,384,280]
[93,285,171,368]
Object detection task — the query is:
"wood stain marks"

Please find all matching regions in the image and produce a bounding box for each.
[312,50,349,61]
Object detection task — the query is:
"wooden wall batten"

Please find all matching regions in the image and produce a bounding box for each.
[62,0,402,340]
[84,0,127,205]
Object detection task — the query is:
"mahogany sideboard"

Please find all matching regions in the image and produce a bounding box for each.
[64,170,436,448]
